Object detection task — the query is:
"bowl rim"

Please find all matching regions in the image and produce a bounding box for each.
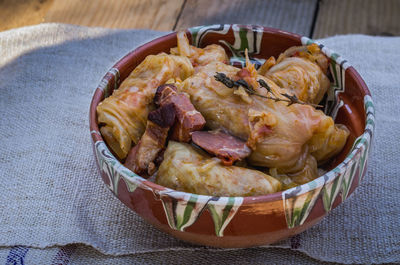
[89,24,375,206]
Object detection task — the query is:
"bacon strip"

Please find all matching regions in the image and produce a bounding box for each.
[147,102,176,128]
[156,84,206,142]
[124,104,174,176]
[154,84,177,106]
[191,130,252,166]
[166,94,206,142]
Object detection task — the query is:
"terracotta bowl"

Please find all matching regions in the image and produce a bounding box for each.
[89,25,375,248]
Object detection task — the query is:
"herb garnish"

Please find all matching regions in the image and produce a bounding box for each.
[214,72,235,88]
[214,72,322,108]
[257,79,272,94]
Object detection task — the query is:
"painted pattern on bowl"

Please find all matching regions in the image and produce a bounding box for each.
[89,25,375,247]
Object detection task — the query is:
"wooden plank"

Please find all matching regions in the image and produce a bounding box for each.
[313,0,400,38]
[175,0,318,36]
[0,0,54,32]
[44,0,185,31]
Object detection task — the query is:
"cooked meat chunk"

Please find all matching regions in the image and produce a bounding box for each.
[191,130,251,165]
[155,84,206,142]
[124,104,175,176]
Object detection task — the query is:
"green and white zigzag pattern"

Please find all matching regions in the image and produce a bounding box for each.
[322,169,343,212]
[189,24,265,68]
[157,192,209,231]
[207,197,243,236]
[189,24,230,47]
[97,67,120,98]
[155,190,243,236]
[95,141,140,195]
[282,179,324,228]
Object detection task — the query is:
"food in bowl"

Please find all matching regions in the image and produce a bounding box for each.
[96,31,349,196]
[90,25,374,247]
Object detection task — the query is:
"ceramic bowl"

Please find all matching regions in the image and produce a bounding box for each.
[89,25,375,248]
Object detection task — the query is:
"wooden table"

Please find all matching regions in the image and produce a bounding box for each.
[1,0,400,38]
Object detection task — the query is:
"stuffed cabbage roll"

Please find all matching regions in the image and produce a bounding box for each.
[269,153,319,190]
[97,53,193,159]
[179,61,349,174]
[170,31,229,70]
[156,141,281,196]
[308,123,350,163]
[259,44,330,104]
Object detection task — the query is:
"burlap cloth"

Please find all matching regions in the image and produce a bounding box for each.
[0,24,398,264]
